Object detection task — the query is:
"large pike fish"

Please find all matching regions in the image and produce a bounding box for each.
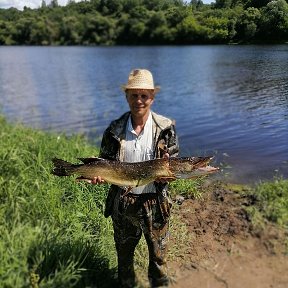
[52,157,218,187]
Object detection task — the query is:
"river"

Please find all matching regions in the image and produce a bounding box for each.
[0,45,287,184]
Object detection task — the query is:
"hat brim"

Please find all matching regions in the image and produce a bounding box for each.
[121,85,161,93]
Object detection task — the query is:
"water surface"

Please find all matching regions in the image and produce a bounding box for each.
[0,45,287,184]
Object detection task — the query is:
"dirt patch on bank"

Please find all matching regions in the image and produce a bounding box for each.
[169,182,288,288]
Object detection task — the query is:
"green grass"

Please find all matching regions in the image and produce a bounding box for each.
[0,116,194,288]
[244,178,288,229]
[1,115,287,287]
[0,116,116,288]
[169,178,205,199]
[243,179,288,253]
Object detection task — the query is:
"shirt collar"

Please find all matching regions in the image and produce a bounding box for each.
[127,112,152,136]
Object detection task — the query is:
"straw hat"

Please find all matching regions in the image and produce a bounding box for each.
[121,69,160,92]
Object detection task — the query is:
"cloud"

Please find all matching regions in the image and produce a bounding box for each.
[0,0,82,10]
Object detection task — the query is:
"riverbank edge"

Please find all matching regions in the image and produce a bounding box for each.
[1,116,287,287]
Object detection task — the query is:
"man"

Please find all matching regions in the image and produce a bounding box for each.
[92,69,179,288]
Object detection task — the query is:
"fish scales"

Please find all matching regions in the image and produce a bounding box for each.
[52,157,218,187]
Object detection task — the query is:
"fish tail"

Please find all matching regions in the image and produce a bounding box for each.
[52,158,75,176]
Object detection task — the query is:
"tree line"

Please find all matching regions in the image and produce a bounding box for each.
[0,0,287,45]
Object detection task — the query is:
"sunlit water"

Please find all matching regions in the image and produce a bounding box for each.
[0,45,287,184]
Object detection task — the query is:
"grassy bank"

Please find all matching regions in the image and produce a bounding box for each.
[0,117,116,288]
[0,116,197,288]
[1,116,287,287]
[245,179,288,230]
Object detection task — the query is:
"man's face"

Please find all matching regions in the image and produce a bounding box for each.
[126,89,155,118]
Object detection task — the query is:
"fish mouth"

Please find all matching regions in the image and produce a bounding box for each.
[192,156,215,168]
[197,165,219,173]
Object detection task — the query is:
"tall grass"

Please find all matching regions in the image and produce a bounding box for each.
[0,116,195,288]
[2,115,287,287]
[169,178,204,199]
[245,178,288,229]
[0,117,116,287]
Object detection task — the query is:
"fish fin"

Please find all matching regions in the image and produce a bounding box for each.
[77,157,106,164]
[52,158,75,176]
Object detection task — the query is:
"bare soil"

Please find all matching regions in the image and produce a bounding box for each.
[169,182,288,288]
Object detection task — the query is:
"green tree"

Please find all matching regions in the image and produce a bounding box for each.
[11,17,34,44]
[190,0,204,10]
[244,0,270,9]
[176,15,204,43]
[0,0,286,45]
[214,0,243,8]
[147,10,175,43]
[235,7,261,42]
[81,13,117,45]
[202,15,230,42]
[143,0,169,11]
[121,0,142,13]
[59,16,82,44]
[258,0,288,41]
[50,0,59,8]
[99,0,124,15]
[41,0,47,8]
[0,7,20,21]
[29,17,54,45]
[0,20,13,44]
[116,6,150,44]
[214,0,233,9]
[165,5,189,27]
[68,1,94,13]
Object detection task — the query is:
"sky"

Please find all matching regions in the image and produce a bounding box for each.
[0,0,212,10]
[0,0,81,10]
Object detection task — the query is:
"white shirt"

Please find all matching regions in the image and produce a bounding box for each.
[124,112,156,194]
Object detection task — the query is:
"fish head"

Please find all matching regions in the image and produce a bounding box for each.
[170,156,213,172]
[169,156,219,178]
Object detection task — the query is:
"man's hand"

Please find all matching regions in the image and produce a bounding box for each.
[91,176,105,185]
[155,152,173,183]
[76,176,105,185]
[163,153,169,159]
